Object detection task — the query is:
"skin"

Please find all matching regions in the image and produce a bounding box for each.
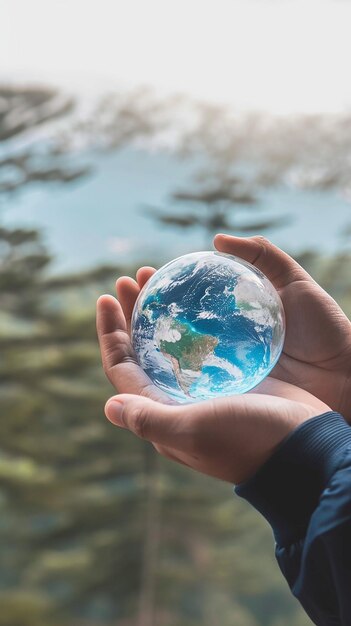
[96,234,351,484]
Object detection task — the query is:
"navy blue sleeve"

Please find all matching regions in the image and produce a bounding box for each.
[235,411,351,626]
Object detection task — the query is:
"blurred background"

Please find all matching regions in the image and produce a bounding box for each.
[1,1,351,624]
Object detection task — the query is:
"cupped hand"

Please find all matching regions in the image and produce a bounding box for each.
[97,268,331,484]
[214,235,351,421]
[103,379,330,485]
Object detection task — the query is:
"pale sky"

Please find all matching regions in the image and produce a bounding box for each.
[1,0,351,114]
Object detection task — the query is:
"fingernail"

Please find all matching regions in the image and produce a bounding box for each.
[105,400,124,427]
[216,233,244,239]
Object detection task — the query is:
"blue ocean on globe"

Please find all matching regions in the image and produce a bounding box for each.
[131,251,285,403]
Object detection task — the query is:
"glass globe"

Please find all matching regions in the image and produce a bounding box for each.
[131,251,285,403]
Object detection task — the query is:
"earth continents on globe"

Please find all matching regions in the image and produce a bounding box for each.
[131,251,285,403]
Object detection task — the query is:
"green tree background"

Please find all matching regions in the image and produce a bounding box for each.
[1,84,350,625]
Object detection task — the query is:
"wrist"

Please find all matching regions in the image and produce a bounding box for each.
[231,401,321,484]
[235,411,351,545]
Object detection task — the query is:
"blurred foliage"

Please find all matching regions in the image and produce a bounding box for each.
[0,86,91,194]
[87,89,351,197]
[146,175,289,243]
[3,83,351,625]
[3,83,351,232]
[0,223,323,626]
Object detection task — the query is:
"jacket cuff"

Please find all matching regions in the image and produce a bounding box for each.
[235,411,351,546]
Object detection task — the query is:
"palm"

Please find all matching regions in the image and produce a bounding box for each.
[272,278,351,409]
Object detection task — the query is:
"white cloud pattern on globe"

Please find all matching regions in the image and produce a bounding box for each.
[131,251,285,403]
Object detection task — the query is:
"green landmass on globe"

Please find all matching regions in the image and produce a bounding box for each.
[159,318,218,394]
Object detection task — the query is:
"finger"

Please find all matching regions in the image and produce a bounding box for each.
[136,266,156,289]
[116,276,140,333]
[214,233,311,289]
[96,294,170,402]
[116,268,157,332]
[105,393,201,449]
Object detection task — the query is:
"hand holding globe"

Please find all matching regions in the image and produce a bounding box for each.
[96,234,351,483]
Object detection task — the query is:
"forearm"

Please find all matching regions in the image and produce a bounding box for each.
[235,411,351,626]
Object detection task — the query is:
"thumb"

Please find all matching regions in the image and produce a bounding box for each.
[105,394,209,450]
[214,233,311,289]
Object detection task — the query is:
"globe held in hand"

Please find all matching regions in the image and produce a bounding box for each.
[131,251,285,403]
